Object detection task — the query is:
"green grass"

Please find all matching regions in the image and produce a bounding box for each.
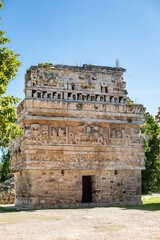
[143,196,160,204]
[119,196,160,211]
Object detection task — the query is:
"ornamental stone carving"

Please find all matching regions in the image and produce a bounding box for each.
[11,64,146,208]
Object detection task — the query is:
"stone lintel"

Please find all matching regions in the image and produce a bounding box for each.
[12,165,145,173]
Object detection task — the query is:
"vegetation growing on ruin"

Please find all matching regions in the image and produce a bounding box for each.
[25,68,31,75]
[38,62,52,67]
[126,98,134,106]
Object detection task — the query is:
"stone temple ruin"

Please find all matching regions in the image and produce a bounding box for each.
[10,64,146,208]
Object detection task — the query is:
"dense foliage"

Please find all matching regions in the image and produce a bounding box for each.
[141,115,160,193]
[0,148,12,182]
[0,1,22,148]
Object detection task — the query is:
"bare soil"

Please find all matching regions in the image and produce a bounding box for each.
[0,205,160,240]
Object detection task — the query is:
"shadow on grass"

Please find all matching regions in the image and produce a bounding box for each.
[117,203,160,211]
[0,206,36,213]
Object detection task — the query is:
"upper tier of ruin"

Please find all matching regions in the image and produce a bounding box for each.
[24,64,127,105]
[16,63,146,124]
[21,64,145,114]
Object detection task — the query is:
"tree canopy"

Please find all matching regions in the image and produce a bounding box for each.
[0,148,11,182]
[141,115,160,193]
[0,1,22,148]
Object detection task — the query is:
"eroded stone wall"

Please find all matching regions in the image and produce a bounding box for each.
[14,169,141,208]
[11,64,145,208]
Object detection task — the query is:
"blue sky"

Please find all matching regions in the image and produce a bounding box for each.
[1,0,160,116]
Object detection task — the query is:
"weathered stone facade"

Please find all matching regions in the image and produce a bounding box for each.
[11,64,145,208]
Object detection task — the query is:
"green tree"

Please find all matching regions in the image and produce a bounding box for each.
[0,148,12,182]
[141,115,160,193]
[0,1,22,148]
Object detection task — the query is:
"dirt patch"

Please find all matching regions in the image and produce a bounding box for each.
[0,206,159,240]
[0,212,63,224]
[93,224,126,232]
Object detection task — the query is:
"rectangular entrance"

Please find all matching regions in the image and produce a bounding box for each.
[82,176,92,203]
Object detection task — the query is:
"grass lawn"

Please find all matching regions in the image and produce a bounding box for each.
[120,195,160,211]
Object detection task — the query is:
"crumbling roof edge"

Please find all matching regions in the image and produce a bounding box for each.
[29,64,126,73]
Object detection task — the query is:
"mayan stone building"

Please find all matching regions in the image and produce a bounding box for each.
[11,64,146,208]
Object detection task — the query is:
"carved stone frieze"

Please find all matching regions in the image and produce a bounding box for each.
[11,64,146,208]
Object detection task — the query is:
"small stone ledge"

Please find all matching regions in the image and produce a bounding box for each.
[11,166,145,173]
[15,200,142,209]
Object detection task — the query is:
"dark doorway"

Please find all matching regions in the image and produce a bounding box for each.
[82,176,92,203]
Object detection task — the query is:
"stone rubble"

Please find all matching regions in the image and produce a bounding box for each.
[0,178,15,204]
